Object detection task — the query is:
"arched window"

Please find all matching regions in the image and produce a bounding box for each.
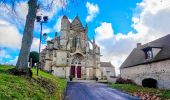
[72,36,77,48]
[72,57,81,64]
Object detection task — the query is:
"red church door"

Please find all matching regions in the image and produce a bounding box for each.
[70,66,75,77]
[77,66,81,78]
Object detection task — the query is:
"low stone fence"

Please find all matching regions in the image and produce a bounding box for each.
[107,77,117,83]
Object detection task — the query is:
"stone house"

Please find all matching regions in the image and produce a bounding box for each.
[100,62,116,80]
[40,15,115,80]
[120,34,170,89]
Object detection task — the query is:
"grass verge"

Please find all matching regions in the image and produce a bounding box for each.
[0,65,67,100]
[109,83,170,99]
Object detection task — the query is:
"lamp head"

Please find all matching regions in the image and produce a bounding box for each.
[43,16,48,22]
[36,16,41,22]
[43,33,47,39]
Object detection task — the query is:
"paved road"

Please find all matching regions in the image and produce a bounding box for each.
[64,82,139,100]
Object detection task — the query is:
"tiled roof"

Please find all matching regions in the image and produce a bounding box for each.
[100,62,114,67]
[120,34,170,69]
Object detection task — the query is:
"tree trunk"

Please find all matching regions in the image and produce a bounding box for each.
[16,0,37,74]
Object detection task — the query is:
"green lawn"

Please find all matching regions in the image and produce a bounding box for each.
[0,65,67,100]
[109,83,170,99]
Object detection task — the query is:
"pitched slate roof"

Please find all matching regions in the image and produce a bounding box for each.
[120,34,170,69]
[100,62,114,68]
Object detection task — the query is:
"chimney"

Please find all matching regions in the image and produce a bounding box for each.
[137,43,141,48]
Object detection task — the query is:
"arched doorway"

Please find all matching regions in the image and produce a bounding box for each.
[142,78,157,88]
[70,53,84,78]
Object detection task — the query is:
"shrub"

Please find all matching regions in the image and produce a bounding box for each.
[115,77,127,84]
[126,79,136,85]
[115,77,136,85]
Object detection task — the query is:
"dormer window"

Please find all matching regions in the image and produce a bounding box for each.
[143,47,162,60]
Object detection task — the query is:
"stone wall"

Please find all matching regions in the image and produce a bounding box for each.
[120,59,170,89]
[52,67,70,78]
[96,68,102,79]
[107,77,117,83]
[100,67,116,79]
[44,60,52,71]
[86,67,94,79]
[56,51,67,66]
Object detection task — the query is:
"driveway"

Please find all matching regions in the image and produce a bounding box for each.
[64,82,139,100]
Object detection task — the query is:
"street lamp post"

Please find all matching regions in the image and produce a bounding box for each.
[36,15,48,76]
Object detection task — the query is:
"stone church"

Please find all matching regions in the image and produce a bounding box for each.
[120,34,170,89]
[40,15,103,79]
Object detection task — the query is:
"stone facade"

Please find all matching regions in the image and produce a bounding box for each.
[120,34,170,89]
[40,15,102,80]
[100,67,115,79]
[121,59,170,89]
[100,62,116,80]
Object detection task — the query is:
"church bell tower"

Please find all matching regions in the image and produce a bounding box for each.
[60,15,70,50]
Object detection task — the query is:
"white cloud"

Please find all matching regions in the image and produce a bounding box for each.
[42,28,51,34]
[95,0,170,76]
[134,0,170,37]
[0,19,22,49]
[37,0,68,19]
[95,22,114,40]
[15,2,28,25]
[0,0,68,64]
[86,2,99,22]
[0,0,68,50]
[0,2,28,29]
[95,23,135,75]
[8,56,18,65]
[46,36,53,41]
[54,16,62,32]
[31,37,47,51]
[0,50,11,59]
[0,49,12,64]
[31,38,40,51]
[53,16,72,32]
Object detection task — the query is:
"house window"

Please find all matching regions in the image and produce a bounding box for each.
[106,71,110,75]
[146,49,153,60]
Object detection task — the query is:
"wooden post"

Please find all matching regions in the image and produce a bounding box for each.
[30,58,32,68]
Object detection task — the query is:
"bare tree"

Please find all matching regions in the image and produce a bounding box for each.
[1,0,80,77]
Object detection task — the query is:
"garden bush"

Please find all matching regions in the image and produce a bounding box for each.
[115,77,136,85]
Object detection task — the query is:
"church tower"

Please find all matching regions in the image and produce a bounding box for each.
[60,15,70,50]
[41,15,103,80]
